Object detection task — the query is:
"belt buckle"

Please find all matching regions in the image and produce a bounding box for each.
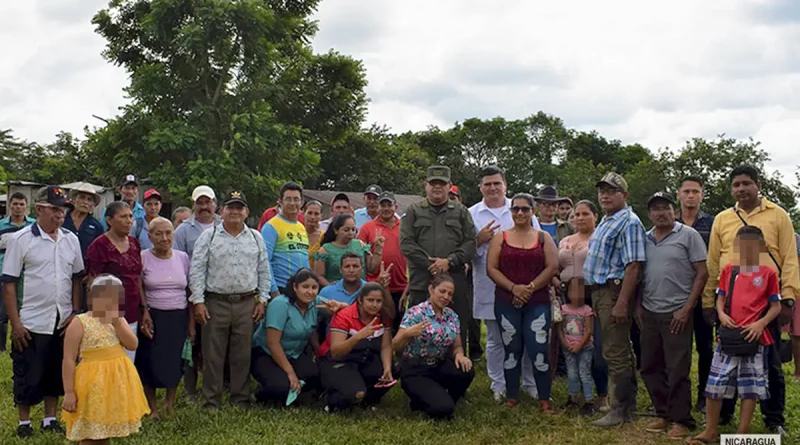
[612,279,621,286]
[424,357,437,366]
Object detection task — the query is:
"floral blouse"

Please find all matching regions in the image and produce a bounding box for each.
[399,301,460,361]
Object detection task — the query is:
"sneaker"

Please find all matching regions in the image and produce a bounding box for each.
[767,425,788,437]
[504,399,518,409]
[492,391,505,403]
[17,424,34,438]
[523,386,539,399]
[666,423,690,440]
[595,395,610,413]
[645,418,668,433]
[540,400,554,415]
[579,402,596,416]
[41,421,65,434]
[564,398,579,409]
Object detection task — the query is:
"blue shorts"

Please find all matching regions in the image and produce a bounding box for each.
[704,344,769,401]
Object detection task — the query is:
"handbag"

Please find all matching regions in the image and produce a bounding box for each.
[718,266,759,357]
[551,287,563,323]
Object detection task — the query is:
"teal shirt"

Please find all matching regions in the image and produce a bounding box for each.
[253,295,325,359]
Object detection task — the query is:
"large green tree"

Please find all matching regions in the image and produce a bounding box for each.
[84,0,368,209]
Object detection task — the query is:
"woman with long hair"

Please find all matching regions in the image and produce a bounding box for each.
[314,214,379,285]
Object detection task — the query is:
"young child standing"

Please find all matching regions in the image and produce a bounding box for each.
[687,226,782,444]
[62,275,150,444]
[559,279,595,416]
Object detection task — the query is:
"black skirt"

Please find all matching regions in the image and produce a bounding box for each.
[135,307,188,389]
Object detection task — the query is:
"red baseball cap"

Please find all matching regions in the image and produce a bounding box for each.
[449,185,461,196]
[143,189,162,201]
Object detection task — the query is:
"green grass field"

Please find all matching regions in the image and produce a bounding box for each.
[1,345,798,445]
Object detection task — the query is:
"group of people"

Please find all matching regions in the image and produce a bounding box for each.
[0,163,798,444]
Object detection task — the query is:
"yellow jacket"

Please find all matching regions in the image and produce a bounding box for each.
[703,197,799,308]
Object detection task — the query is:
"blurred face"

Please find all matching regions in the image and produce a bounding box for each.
[678,180,704,210]
[120,184,138,202]
[144,197,162,218]
[108,206,134,235]
[558,202,572,220]
[36,205,67,232]
[73,192,96,214]
[428,280,455,311]
[279,190,303,216]
[304,204,321,227]
[173,209,191,228]
[511,198,534,225]
[89,287,122,319]
[149,220,174,251]
[378,201,395,220]
[479,174,506,201]
[331,199,351,217]
[648,201,675,230]
[340,257,364,283]
[364,194,379,214]
[335,218,357,243]
[537,201,557,221]
[572,204,596,233]
[221,203,248,224]
[293,278,320,305]
[425,180,449,205]
[359,290,384,318]
[735,237,763,266]
[10,198,27,218]
[597,185,627,213]
[194,196,217,219]
[731,174,760,205]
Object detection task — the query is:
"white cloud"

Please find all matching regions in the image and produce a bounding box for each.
[1,0,798,188]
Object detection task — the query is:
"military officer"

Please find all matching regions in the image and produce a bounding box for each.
[400,165,477,341]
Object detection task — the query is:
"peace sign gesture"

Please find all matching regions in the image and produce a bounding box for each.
[374,228,386,249]
[378,262,394,288]
[477,220,501,245]
[355,317,383,340]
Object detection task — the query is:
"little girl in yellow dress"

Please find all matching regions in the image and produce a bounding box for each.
[62,274,150,444]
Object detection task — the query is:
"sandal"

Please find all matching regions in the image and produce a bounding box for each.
[685,436,714,444]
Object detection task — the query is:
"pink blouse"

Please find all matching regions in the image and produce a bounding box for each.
[558,235,590,283]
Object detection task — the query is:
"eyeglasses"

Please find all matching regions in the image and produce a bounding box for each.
[511,206,533,213]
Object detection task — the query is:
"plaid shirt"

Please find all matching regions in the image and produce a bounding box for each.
[584,206,647,285]
[678,210,715,247]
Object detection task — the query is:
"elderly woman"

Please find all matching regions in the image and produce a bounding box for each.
[393,274,474,420]
[135,217,192,418]
[85,201,148,362]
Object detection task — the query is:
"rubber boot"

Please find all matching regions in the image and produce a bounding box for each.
[592,403,626,427]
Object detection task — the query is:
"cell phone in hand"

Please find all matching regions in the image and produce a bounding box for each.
[374,379,397,388]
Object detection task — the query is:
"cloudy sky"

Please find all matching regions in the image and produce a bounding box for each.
[2,0,799,184]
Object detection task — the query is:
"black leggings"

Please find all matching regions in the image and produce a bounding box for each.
[320,354,392,410]
[400,358,474,419]
[250,347,320,404]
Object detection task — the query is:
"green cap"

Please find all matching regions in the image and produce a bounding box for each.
[595,172,628,192]
[426,165,451,183]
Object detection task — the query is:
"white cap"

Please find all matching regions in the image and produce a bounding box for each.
[192,185,216,202]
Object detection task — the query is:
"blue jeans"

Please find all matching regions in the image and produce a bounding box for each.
[592,314,609,396]
[494,300,552,400]
[564,346,595,400]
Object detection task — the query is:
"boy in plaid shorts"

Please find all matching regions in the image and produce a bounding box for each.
[688,226,782,444]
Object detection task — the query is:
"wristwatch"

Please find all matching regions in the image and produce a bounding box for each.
[782,299,795,308]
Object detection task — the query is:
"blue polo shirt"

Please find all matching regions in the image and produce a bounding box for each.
[0,216,36,305]
[254,295,326,359]
[318,279,367,305]
[62,212,104,257]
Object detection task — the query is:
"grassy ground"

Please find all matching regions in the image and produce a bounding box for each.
[1,343,798,445]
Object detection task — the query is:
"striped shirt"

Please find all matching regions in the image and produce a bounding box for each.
[583,206,646,285]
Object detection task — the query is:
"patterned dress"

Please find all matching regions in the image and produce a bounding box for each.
[62,314,149,441]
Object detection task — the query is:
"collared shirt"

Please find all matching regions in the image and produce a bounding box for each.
[703,197,799,307]
[469,198,541,320]
[0,215,36,264]
[261,215,309,294]
[318,302,385,358]
[399,300,460,360]
[677,210,715,247]
[643,222,707,313]
[62,211,104,257]
[0,224,84,335]
[100,200,146,233]
[189,224,272,304]
[358,216,407,292]
[253,295,324,359]
[354,207,375,230]
[173,213,221,259]
[318,279,367,305]
[584,206,647,286]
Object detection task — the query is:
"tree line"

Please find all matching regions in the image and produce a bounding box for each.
[1,0,797,226]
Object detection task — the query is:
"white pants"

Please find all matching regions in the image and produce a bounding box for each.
[124,321,138,362]
[485,319,536,394]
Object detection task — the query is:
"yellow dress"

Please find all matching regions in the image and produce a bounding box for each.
[62,314,150,441]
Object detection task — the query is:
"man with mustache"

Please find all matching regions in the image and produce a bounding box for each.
[638,192,708,440]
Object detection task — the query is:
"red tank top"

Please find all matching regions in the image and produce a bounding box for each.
[495,231,549,306]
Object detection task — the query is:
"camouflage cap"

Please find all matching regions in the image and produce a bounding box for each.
[595,172,629,192]
[426,165,451,183]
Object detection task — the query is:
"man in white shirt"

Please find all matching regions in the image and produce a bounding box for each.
[469,166,541,402]
[1,186,84,438]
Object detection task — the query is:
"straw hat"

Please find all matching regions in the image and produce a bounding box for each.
[68,182,101,205]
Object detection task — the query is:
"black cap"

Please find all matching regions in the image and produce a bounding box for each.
[330,193,350,206]
[378,191,396,204]
[121,174,138,187]
[647,191,675,208]
[222,190,248,207]
[35,186,73,210]
[364,184,382,196]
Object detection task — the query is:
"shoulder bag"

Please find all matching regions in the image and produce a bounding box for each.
[717,266,759,357]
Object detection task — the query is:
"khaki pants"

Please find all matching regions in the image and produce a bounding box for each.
[201,295,255,407]
[592,286,637,408]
